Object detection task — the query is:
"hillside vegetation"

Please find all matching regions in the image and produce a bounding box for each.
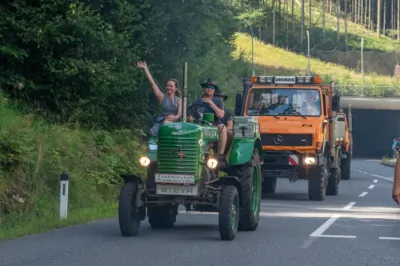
[243,0,400,52]
[237,0,400,76]
[1,0,399,240]
[233,33,400,98]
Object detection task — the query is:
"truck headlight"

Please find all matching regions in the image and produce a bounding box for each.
[304,157,316,165]
[139,156,151,167]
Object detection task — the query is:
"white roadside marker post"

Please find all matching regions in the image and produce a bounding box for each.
[59,172,69,219]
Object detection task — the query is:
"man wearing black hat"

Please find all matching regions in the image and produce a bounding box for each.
[187,79,227,159]
[213,88,233,155]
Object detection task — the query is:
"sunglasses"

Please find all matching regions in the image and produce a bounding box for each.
[202,84,215,89]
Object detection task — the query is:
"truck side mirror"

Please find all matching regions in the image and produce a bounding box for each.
[235,93,243,116]
[332,95,340,112]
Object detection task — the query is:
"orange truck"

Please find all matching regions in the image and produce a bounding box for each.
[234,75,350,201]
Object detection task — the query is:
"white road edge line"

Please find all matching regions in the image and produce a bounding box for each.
[368,184,375,189]
[309,202,357,238]
[379,237,400,240]
[351,169,394,182]
[359,192,368,197]
[370,174,393,182]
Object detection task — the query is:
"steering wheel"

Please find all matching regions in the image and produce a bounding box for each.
[187,102,210,121]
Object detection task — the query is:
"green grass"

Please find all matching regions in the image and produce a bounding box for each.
[0,202,118,241]
[0,91,146,241]
[233,32,400,96]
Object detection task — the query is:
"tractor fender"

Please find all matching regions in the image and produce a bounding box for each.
[146,137,158,162]
[146,151,157,162]
[219,176,243,207]
[120,174,145,185]
[227,138,263,166]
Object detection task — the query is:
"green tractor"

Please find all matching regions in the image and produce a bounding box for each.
[118,63,264,241]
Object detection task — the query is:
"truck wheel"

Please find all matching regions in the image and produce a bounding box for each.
[227,148,262,231]
[148,205,177,229]
[341,154,351,180]
[118,182,141,236]
[308,156,328,201]
[219,185,240,241]
[326,166,341,196]
[262,176,277,194]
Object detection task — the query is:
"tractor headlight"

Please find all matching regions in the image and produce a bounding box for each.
[139,156,151,167]
[206,158,218,169]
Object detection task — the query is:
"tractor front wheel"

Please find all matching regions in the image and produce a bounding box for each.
[118,182,141,237]
[219,185,240,241]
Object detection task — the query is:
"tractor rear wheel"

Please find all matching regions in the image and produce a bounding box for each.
[227,148,262,231]
[148,205,177,229]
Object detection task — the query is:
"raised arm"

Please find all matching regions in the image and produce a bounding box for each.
[137,61,164,103]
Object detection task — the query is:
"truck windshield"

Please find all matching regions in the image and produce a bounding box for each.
[246,88,322,117]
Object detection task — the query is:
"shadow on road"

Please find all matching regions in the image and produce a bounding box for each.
[262,192,310,201]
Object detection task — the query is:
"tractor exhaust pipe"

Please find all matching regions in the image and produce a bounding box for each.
[182,62,188,122]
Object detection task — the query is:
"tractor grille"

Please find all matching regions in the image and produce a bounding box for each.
[261,134,313,146]
[157,137,198,174]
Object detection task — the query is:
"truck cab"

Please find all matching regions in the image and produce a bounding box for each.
[235,75,344,201]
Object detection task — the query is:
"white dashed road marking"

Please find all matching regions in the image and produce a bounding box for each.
[379,237,400,241]
[359,192,368,197]
[368,184,375,189]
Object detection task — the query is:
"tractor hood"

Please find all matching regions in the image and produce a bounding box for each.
[158,121,219,141]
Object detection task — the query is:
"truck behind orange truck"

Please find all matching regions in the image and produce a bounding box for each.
[234,75,353,201]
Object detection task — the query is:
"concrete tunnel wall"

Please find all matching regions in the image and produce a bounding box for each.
[340,97,400,159]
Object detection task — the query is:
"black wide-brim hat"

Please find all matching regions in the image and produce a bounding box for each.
[214,93,228,101]
[200,79,219,90]
[214,87,228,101]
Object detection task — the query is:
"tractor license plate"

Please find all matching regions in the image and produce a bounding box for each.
[155,173,195,184]
[156,184,198,196]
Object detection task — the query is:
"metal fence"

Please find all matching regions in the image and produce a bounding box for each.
[335,85,400,98]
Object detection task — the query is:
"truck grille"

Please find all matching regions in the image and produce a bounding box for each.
[261,134,313,146]
[157,137,198,174]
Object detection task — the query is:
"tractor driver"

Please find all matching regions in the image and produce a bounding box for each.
[187,79,227,160]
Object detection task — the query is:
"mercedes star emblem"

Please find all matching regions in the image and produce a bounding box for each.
[273,135,284,144]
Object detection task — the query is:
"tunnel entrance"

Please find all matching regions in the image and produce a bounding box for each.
[339,96,400,159]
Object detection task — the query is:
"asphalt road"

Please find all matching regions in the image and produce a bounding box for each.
[0,159,399,266]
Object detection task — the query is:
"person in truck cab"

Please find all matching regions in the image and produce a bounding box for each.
[187,79,227,160]
[300,90,320,116]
